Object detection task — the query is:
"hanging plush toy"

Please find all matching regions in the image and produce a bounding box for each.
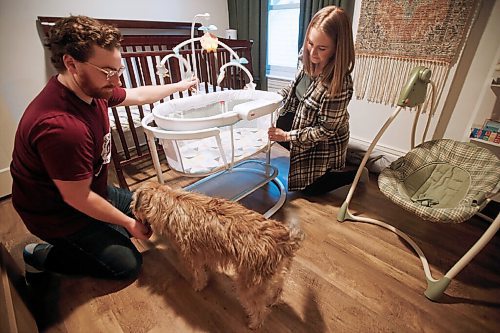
[200,32,218,53]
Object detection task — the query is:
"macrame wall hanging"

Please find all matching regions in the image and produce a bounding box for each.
[354,0,481,114]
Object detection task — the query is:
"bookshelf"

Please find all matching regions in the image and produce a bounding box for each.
[469,117,500,157]
[470,137,500,148]
[469,51,499,157]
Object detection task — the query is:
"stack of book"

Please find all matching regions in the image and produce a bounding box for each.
[470,119,500,144]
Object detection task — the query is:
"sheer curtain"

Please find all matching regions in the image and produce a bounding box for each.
[227,0,268,90]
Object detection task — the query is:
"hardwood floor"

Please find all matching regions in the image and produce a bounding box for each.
[1,145,499,332]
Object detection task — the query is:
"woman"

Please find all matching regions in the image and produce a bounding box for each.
[269,6,365,195]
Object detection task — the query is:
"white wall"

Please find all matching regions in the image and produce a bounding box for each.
[348,0,500,157]
[0,0,228,197]
[1,0,499,197]
[443,0,500,141]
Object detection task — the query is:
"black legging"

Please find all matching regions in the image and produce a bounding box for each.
[301,169,357,195]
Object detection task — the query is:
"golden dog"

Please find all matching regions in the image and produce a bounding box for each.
[131,181,304,329]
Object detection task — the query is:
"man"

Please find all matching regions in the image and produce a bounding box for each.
[10,15,197,282]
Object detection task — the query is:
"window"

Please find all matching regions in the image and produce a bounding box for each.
[267,0,300,79]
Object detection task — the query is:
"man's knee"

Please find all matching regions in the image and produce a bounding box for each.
[108,246,143,280]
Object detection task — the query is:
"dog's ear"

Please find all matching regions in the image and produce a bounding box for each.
[146,181,163,191]
[132,181,163,210]
[131,187,145,213]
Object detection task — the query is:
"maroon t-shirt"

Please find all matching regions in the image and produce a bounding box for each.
[10,76,126,240]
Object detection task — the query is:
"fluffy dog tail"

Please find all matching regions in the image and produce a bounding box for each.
[245,223,305,286]
[287,227,305,253]
[269,224,304,257]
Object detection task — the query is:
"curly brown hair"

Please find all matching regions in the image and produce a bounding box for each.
[45,15,122,72]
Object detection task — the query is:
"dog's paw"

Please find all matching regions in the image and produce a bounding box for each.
[193,283,207,292]
[267,298,283,308]
[268,287,283,307]
[247,313,265,330]
[191,269,209,291]
[247,318,263,330]
[192,279,208,292]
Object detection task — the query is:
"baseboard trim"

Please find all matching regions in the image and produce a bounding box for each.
[0,167,12,198]
[349,136,406,160]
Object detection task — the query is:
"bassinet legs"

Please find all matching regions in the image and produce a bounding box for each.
[184,159,286,218]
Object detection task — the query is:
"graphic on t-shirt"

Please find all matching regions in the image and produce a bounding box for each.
[102,131,111,164]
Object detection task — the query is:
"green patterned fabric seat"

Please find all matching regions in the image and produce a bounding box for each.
[378,139,500,223]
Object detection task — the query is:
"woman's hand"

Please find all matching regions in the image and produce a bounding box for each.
[126,218,153,240]
[268,127,290,142]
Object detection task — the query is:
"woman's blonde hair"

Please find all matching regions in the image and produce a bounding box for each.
[302,6,354,97]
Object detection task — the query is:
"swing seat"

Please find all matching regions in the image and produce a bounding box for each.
[338,66,500,301]
[379,139,500,224]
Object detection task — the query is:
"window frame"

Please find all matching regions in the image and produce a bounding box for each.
[266,0,300,80]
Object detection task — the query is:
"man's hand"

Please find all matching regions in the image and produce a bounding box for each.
[126,218,153,240]
[120,76,200,106]
[179,77,199,92]
[53,178,153,239]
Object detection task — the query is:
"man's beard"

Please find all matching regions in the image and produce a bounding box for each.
[76,72,115,100]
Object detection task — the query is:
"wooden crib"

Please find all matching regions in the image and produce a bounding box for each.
[37,17,254,189]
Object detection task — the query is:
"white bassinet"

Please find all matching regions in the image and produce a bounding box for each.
[142,89,286,217]
[140,23,287,217]
[145,89,281,175]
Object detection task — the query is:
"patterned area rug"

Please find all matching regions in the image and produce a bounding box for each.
[354,0,480,113]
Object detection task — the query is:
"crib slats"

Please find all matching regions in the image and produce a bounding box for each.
[108,38,253,189]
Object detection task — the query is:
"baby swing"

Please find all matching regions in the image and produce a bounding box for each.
[337,66,500,301]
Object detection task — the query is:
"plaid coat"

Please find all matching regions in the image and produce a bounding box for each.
[278,69,353,191]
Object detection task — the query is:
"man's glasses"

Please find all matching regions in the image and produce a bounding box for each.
[84,62,125,80]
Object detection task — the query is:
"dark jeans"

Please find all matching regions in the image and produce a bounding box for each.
[39,186,142,280]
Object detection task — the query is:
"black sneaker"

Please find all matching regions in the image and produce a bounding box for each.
[359,167,370,184]
[23,243,52,287]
